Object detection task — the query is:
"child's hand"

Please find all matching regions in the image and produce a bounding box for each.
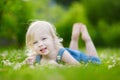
[24,56,36,65]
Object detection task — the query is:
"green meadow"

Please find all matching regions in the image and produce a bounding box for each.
[0,48,120,80]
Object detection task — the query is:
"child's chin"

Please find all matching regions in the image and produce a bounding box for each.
[42,53,48,55]
[40,52,49,55]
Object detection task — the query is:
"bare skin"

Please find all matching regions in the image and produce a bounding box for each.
[69,23,98,57]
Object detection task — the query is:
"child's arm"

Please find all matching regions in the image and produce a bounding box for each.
[23,55,36,65]
[62,50,80,65]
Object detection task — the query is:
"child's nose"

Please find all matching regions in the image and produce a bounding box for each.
[38,42,43,47]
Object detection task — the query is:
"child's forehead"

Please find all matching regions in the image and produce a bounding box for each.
[33,27,52,38]
[34,28,50,36]
[37,27,48,32]
[29,21,54,38]
[34,23,51,31]
[33,32,51,41]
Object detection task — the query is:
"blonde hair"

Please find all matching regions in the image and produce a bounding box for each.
[26,20,63,55]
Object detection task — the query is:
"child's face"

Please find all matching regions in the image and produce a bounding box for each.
[32,28,56,56]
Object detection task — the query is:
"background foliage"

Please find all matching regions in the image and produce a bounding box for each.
[0,0,120,48]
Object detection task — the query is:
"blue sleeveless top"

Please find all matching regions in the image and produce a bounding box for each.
[36,48,101,64]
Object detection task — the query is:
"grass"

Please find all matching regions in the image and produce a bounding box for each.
[0,48,120,80]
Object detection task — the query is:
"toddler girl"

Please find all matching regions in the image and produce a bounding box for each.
[24,20,101,65]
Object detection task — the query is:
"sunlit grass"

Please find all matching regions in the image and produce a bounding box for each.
[0,48,120,80]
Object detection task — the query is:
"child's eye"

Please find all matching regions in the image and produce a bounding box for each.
[42,38,47,41]
[33,41,38,44]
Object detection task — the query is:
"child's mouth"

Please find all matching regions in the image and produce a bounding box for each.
[40,47,47,53]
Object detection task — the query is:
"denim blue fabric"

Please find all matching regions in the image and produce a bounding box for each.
[35,54,41,64]
[56,48,65,63]
[35,48,101,64]
[65,48,101,64]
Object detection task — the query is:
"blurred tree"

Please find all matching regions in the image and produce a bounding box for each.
[55,0,81,7]
[83,0,120,25]
[55,2,88,47]
[0,0,32,47]
[1,0,119,48]
[82,0,120,47]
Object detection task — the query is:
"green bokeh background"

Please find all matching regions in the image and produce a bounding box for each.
[0,0,120,48]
